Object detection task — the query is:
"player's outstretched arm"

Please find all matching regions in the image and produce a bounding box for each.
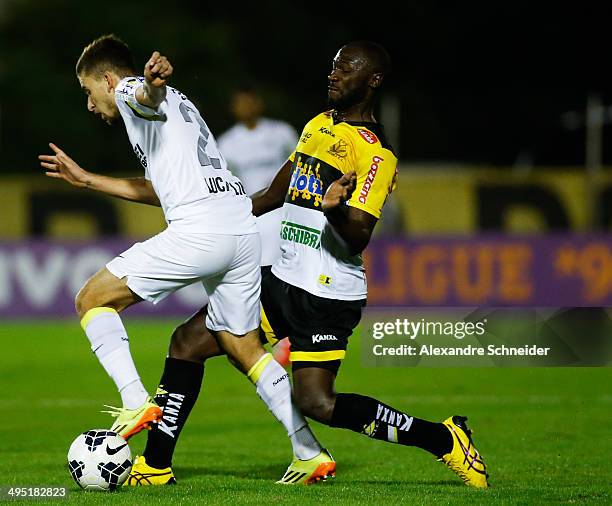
[39,143,160,206]
[250,158,294,216]
[136,51,172,109]
[323,171,377,255]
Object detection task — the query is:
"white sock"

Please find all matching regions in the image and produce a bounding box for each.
[81,308,148,409]
[290,425,323,462]
[248,353,322,460]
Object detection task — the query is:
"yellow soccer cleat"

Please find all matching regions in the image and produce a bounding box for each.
[276,449,336,485]
[439,415,489,488]
[124,455,177,486]
[102,397,163,441]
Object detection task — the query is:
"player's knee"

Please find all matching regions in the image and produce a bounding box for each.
[295,391,336,425]
[75,273,125,319]
[169,322,215,363]
[75,284,98,319]
[170,323,198,360]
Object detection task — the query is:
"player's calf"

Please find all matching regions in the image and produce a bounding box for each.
[142,358,204,469]
[77,269,150,413]
[292,365,339,424]
[293,389,336,424]
[293,367,453,458]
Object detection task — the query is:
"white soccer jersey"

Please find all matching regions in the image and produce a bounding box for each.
[218,118,298,265]
[217,118,298,194]
[115,77,257,235]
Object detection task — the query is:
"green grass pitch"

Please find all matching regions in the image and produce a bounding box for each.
[1,320,610,504]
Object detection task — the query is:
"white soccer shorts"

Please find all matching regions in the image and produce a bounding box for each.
[106,228,261,335]
[257,208,282,267]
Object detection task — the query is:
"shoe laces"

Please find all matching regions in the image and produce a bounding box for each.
[101,404,124,418]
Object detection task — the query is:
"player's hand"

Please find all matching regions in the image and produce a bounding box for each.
[322,170,357,211]
[144,51,173,87]
[38,143,90,188]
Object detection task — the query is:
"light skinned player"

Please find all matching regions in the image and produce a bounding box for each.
[38,34,332,482]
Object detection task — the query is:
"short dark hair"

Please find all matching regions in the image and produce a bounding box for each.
[343,41,392,75]
[76,34,136,78]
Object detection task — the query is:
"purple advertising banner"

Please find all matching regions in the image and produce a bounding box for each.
[1,235,611,318]
[0,240,207,318]
[364,235,612,307]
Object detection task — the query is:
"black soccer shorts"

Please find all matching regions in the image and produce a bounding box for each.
[259,266,365,371]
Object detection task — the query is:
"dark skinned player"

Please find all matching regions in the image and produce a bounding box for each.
[129,41,489,488]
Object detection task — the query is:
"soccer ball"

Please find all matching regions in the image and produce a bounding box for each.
[67,430,132,490]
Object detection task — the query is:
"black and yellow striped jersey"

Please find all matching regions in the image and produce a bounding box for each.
[271,111,398,300]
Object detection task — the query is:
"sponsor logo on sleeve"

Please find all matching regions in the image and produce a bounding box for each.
[116,78,140,96]
[357,128,378,144]
[133,143,148,168]
[319,126,336,137]
[359,156,384,204]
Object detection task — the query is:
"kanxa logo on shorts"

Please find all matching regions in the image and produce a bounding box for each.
[312,334,338,343]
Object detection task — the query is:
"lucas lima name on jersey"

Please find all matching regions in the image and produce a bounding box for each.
[115,77,257,235]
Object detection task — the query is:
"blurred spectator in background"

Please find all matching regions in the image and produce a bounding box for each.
[218,86,298,266]
[218,85,298,365]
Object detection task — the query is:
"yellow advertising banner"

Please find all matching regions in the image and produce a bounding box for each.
[0,168,610,238]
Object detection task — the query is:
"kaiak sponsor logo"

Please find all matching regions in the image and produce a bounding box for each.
[357,128,378,144]
[300,132,312,143]
[359,156,384,204]
[312,334,338,343]
[157,393,186,438]
[273,373,289,386]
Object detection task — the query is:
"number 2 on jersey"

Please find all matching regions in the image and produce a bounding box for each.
[179,102,222,169]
